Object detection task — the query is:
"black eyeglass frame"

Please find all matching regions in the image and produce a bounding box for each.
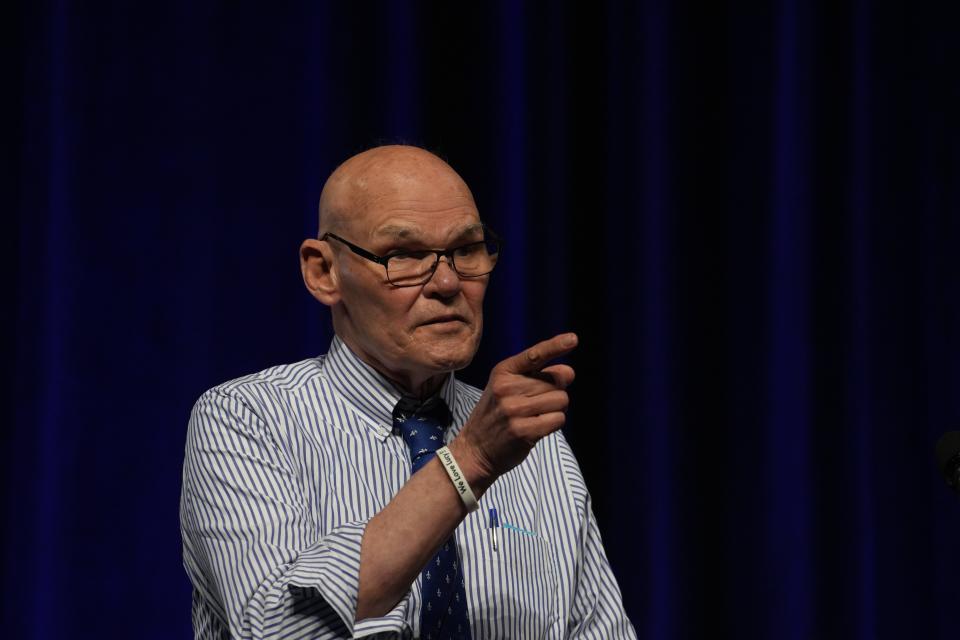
[320,226,502,287]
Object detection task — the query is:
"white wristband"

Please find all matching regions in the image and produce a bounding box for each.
[436,446,479,512]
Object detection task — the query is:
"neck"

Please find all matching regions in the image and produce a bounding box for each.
[404,373,447,399]
[379,363,447,399]
[334,332,448,400]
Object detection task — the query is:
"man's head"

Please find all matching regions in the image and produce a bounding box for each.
[300,145,491,396]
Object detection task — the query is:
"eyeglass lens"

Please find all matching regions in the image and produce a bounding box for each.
[387,240,499,285]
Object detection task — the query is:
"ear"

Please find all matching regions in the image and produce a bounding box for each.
[300,238,341,306]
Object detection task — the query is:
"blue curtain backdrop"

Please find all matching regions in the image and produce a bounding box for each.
[5,1,959,638]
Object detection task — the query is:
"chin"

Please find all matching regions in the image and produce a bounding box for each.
[408,317,482,372]
[421,336,479,372]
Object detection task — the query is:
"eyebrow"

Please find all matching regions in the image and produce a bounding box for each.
[373,225,420,241]
[373,222,484,244]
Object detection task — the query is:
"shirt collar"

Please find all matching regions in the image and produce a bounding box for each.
[323,335,459,437]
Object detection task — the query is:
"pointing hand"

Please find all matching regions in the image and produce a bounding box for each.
[452,333,578,487]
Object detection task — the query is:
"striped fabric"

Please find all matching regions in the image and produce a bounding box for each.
[180,336,637,639]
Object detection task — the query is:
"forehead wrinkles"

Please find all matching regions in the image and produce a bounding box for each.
[354,195,478,239]
[374,220,484,243]
[352,173,478,234]
[366,193,477,213]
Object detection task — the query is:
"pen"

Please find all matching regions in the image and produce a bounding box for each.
[488,507,499,552]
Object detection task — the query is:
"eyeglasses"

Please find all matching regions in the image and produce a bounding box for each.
[321,226,501,287]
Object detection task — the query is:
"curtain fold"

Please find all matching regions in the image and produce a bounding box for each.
[5,1,958,637]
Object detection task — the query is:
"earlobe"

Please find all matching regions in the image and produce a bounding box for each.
[300,238,341,306]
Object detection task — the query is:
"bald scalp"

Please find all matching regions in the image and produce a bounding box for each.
[316,145,474,237]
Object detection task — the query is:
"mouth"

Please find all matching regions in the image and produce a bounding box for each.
[420,314,469,327]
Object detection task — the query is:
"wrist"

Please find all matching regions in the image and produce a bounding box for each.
[435,446,479,512]
[447,439,495,497]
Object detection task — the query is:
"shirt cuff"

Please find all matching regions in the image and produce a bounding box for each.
[286,521,411,638]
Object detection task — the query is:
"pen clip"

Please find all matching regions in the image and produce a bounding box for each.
[488,507,499,552]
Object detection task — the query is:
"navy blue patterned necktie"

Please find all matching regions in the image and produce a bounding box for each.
[394,395,472,640]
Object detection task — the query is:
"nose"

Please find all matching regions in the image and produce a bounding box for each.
[424,256,462,297]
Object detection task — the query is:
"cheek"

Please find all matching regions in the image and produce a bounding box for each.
[342,267,417,322]
[462,281,488,313]
[370,292,424,345]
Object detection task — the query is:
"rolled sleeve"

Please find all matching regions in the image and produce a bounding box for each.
[289,523,410,638]
[180,387,409,639]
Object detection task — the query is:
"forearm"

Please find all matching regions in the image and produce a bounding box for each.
[357,334,579,620]
[356,439,493,619]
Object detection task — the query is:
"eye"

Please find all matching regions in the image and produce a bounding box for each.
[454,242,483,257]
[388,249,433,262]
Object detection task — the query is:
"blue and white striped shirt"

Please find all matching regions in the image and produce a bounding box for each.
[181,336,637,639]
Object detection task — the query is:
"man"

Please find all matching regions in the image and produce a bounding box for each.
[180,145,636,639]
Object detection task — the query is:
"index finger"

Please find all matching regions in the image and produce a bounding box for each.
[498,333,579,375]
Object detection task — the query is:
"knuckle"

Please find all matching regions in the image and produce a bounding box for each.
[489,376,512,398]
[507,417,525,436]
[499,396,522,416]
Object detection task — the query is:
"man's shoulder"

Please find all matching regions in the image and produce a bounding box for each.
[188,356,337,442]
[199,356,328,403]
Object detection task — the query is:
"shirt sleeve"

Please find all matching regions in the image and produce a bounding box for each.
[180,386,410,639]
[556,436,638,640]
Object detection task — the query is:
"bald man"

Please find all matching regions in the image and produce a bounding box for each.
[180,146,636,640]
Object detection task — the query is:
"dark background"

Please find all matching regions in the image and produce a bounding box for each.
[5,1,959,638]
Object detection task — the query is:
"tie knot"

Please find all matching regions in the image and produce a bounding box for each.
[393,395,452,472]
[393,394,452,426]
